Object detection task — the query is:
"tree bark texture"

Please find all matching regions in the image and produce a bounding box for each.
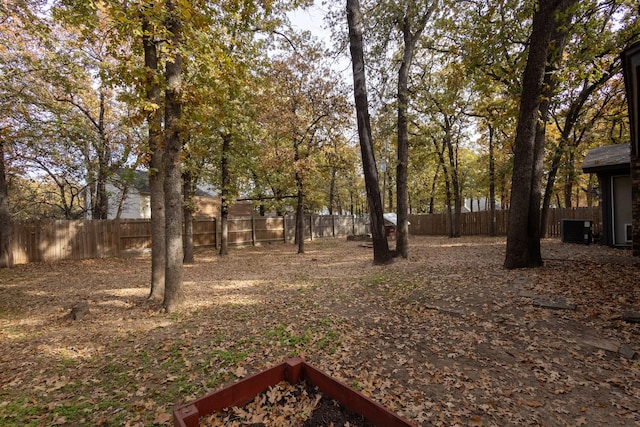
[142,12,166,300]
[396,23,412,258]
[162,0,184,312]
[445,133,461,238]
[428,162,440,214]
[396,5,435,258]
[219,133,231,256]
[504,0,577,269]
[294,141,305,254]
[441,149,453,237]
[0,141,13,268]
[347,0,392,265]
[488,125,497,236]
[182,169,194,264]
[92,93,110,220]
[329,168,336,215]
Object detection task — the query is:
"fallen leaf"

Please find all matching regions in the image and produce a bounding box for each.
[154,412,172,424]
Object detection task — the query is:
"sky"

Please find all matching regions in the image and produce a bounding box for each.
[287,3,353,85]
[288,3,332,46]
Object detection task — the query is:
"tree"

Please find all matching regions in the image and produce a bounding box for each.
[504,0,578,269]
[141,3,166,300]
[347,0,392,265]
[0,140,11,267]
[218,132,233,256]
[162,0,185,312]
[540,0,640,233]
[342,0,437,258]
[394,1,437,258]
[261,45,350,254]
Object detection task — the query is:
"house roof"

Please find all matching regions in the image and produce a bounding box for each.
[581,143,630,174]
[115,169,215,197]
[115,169,150,193]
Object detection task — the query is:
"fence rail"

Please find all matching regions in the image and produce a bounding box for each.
[8,207,600,264]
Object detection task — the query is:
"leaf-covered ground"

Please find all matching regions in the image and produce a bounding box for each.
[1,236,639,426]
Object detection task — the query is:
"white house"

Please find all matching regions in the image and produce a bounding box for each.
[105,169,253,220]
[106,169,152,219]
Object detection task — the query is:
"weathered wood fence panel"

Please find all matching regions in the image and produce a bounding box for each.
[9,215,370,264]
[253,217,285,243]
[193,219,216,248]
[9,209,597,264]
[281,215,369,243]
[408,207,600,237]
[11,220,121,264]
[119,219,151,251]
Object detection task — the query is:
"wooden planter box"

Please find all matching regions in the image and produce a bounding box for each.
[173,358,417,427]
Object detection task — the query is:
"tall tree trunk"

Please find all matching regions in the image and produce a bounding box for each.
[347,0,392,264]
[349,189,354,216]
[445,134,461,237]
[329,168,336,215]
[162,0,184,312]
[504,0,577,269]
[0,140,13,268]
[219,133,231,256]
[142,11,166,300]
[488,125,497,236]
[396,43,409,254]
[396,6,435,259]
[527,21,568,263]
[294,142,305,254]
[528,111,547,265]
[92,92,110,220]
[563,149,576,208]
[432,136,453,237]
[182,168,194,264]
[429,162,440,214]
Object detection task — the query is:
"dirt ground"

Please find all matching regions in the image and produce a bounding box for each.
[1,236,639,426]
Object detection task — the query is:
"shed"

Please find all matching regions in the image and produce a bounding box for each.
[582,143,632,247]
[382,213,411,238]
[382,213,397,238]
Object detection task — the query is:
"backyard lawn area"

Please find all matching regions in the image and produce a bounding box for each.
[1,236,639,426]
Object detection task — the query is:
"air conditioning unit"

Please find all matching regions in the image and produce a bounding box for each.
[561,219,592,244]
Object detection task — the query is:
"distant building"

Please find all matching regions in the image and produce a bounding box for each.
[105,169,253,220]
[463,198,502,213]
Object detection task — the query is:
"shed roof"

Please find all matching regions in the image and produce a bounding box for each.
[383,213,397,226]
[581,143,630,174]
[383,213,411,226]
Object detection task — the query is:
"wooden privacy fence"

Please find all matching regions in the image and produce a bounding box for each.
[408,206,601,237]
[9,215,371,264]
[8,208,600,264]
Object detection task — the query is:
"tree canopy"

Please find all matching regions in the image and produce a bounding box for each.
[1,0,639,273]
